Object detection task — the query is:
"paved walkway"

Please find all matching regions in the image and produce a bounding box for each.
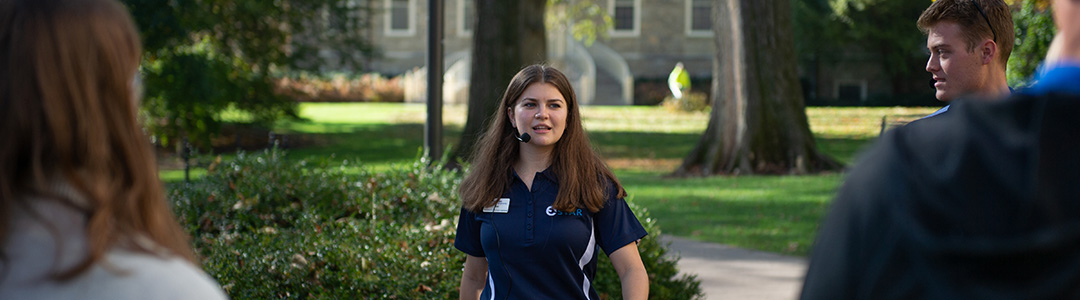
[663,236,808,300]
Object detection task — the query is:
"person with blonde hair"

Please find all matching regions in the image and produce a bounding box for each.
[455,65,649,299]
[0,0,226,298]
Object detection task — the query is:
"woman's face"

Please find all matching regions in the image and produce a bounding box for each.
[508,82,568,150]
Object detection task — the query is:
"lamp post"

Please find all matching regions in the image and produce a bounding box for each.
[425,0,444,163]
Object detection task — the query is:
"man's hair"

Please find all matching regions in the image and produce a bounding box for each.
[918,0,1015,66]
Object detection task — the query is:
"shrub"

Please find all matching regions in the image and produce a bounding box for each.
[634,81,671,106]
[635,77,713,106]
[274,72,405,103]
[661,92,710,113]
[1007,0,1055,88]
[169,148,702,299]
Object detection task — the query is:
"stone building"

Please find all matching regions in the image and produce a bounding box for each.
[341,0,903,105]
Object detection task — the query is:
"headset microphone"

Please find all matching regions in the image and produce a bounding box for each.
[516,132,531,143]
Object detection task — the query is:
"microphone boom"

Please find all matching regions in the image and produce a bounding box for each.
[516,133,531,143]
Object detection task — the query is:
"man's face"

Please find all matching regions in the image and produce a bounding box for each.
[926,21,989,102]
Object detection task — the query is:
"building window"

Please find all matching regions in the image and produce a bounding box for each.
[835,80,867,102]
[385,0,414,36]
[610,0,639,36]
[458,0,474,36]
[687,0,711,36]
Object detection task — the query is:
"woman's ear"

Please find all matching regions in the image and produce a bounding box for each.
[507,107,516,128]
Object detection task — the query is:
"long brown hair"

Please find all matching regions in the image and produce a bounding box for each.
[0,0,196,279]
[459,65,625,213]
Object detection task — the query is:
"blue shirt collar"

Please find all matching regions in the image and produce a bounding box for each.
[922,104,951,119]
[510,165,559,183]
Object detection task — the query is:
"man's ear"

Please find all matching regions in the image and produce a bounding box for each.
[981,40,998,65]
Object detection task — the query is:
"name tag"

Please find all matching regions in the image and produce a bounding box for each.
[483,198,510,213]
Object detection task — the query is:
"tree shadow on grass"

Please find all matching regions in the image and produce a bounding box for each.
[267,123,872,171]
[815,137,877,166]
[589,131,704,160]
[618,172,846,256]
[282,122,465,165]
[589,130,874,171]
[159,123,463,178]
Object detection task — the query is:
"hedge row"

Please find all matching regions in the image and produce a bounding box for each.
[169,148,702,299]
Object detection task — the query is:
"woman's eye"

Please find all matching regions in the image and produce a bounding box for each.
[548,103,561,109]
[523,102,536,108]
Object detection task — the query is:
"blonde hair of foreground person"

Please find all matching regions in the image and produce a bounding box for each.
[0,0,225,298]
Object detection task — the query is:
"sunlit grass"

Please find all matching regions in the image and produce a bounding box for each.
[807,106,936,139]
[618,170,844,256]
[580,106,709,133]
[159,168,209,183]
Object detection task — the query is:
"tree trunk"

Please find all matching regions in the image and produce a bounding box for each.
[450,0,546,166]
[674,0,841,176]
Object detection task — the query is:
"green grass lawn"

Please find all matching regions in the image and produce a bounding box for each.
[160,103,937,256]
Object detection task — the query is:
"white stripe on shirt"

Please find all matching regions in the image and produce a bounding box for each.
[578,221,596,300]
[488,272,495,300]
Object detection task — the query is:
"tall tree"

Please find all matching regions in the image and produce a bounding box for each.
[451,0,547,165]
[674,0,841,176]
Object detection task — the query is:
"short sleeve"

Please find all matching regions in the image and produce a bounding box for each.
[454,207,485,257]
[594,186,648,256]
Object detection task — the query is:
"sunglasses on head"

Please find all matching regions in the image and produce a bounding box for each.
[971,0,997,43]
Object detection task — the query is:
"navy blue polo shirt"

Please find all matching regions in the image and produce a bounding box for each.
[455,167,648,299]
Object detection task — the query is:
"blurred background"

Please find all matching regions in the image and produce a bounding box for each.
[120,0,1056,298]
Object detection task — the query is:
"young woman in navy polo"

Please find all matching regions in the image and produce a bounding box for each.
[455,65,649,300]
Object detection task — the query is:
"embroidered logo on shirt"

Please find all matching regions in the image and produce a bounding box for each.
[546,206,583,217]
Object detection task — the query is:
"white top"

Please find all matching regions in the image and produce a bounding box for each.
[0,183,228,300]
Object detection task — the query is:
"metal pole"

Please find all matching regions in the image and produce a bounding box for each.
[425,0,444,163]
[182,137,190,183]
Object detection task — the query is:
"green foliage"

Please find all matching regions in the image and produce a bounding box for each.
[547,0,614,46]
[141,46,296,148]
[169,148,702,299]
[1007,0,1055,87]
[794,0,929,97]
[793,0,847,64]
[827,0,928,82]
[171,148,462,298]
[122,0,375,149]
